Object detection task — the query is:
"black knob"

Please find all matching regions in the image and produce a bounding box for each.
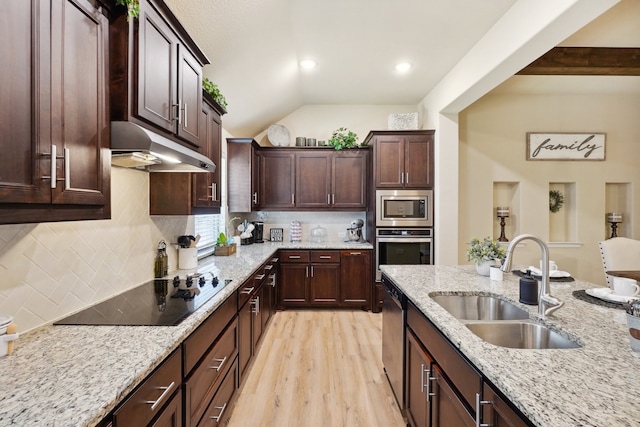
[212,276,219,287]
[199,276,206,287]
[172,276,180,287]
[186,276,193,288]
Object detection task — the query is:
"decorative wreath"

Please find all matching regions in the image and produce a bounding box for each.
[549,190,564,213]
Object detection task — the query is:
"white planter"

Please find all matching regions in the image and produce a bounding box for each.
[475,261,492,276]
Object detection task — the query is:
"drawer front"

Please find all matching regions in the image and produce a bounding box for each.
[114,348,182,427]
[186,318,239,427]
[310,250,340,263]
[238,268,267,308]
[197,357,239,426]
[183,293,238,375]
[280,250,310,263]
[407,302,482,414]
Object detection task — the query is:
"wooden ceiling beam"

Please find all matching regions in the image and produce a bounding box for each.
[517,47,640,76]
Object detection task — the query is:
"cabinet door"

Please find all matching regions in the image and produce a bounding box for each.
[332,151,367,209]
[176,45,202,148]
[199,359,239,427]
[150,388,182,427]
[192,104,214,208]
[375,135,404,188]
[251,285,264,350]
[295,152,331,208]
[137,2,178,134]
[279,263,308,306]
[432,365,475,427]
[406,331,431,427]
[340,250,371,306]
[210,112,222,207]
[238,297,253,381]
[260,151,295,209]
[227,139,254,212]
[0,0,50,204]
[482,382,531,427]
[404,135,433,188]
[309,264,340,305]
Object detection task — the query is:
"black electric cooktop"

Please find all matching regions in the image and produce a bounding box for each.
[54,273,232,326]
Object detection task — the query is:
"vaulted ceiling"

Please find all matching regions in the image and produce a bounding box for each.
[164,0,640,137]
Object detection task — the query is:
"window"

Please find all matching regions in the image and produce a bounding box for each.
[195,212,225,257]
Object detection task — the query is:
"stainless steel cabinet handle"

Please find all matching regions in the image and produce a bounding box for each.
[427,370,435,401]
[48,145,57,188]
[63,148,70,190]
[209,356,227,372]
[327,194,330,205]
[310,266,314,277]
[173,102,181,124]
[264,265,273,270]
[252,192,258,205]
[288,255,301,259]
[271,257,279,263]
[144,381,175,411]
[401,173,404,184]
[332,194,335,204]
[240,286,255,295]
[475,393,491,427]
[291,194,295,204]
[255,274,266,280]
[420,364,427,394]
[269,274,276,287]
[349,252,362,255]
[251,296,260,315]
[319,256,331,259]
[183,102,188,126]
[208,183,217,201]
[210,403,227,422]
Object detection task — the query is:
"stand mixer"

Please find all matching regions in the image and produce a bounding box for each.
[346,219,365,243]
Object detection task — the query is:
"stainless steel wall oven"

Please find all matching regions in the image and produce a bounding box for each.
[376,228,433,281]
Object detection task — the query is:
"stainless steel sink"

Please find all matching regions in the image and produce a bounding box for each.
[431,294,530,321]
[466,322,582,349]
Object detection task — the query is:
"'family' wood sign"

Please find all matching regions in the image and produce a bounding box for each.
[526,133,606,161]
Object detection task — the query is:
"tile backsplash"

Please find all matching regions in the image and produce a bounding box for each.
[0,168,192,333]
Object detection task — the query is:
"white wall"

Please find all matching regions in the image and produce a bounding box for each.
[0,168,194,332]
[459,90,640,284]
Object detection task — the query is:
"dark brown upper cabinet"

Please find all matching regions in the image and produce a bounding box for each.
[227,138,262,213]
[149,91,225,215]
[0,0,111,224]
[366,130,434,189]
[110,0,209,152]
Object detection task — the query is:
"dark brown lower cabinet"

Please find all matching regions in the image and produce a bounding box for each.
[481,382,532,427]
[405,330,432,427]
[150,389,182,427]
[431,365,475,427]
[340,250,371,308]
[198,358,239,426]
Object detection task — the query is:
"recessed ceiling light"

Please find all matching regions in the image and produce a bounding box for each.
[300,60,317,70]
[394,62,412,73]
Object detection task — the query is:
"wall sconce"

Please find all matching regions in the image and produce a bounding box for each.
[496,207,510,242]
[606,212,622,239]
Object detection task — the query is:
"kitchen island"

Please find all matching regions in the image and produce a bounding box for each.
[380,264,640,427]
[0,241,371,427]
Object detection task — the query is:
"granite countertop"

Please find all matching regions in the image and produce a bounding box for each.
[0,241,372,427]
[380,264,640,427]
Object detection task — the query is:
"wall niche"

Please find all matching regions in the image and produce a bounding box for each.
[549,182,577,243]
[605,182,632,239]
[493,182,519,243]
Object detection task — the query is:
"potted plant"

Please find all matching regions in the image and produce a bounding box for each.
[328,127,359,150]
[465,237,506,276]
[115,0,140,20]
[214,232,236,256]
[203,77,228,112]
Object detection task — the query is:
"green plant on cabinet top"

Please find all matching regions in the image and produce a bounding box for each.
[328,127,359,150]
[115,0,140,20]
[203,77,228,111]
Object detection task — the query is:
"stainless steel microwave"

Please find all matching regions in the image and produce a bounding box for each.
[376,189,433,227]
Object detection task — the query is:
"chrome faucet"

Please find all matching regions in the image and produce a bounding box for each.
[500,234,564,318]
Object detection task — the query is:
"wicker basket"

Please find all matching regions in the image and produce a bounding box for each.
[214,244,237,256]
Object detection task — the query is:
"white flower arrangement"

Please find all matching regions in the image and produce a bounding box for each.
[465,237,506,264]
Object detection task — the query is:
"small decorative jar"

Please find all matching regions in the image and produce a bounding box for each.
[290,221,302,242]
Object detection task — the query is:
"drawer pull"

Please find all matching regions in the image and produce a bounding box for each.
[264,265,273,270]
[144,381,175,411]
[271,257,279,262]
[319,256,332,259]
[209,356,227,372]
[254,274,266,280]
[349,252,362,255]
[240,287,255,295]
[210,402,228,422]
[288,255,301,259]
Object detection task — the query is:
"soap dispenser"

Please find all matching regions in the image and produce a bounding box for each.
[519,269,539,305]
[154,240,168,278]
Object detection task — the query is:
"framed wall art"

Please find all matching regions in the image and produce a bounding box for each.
[526,132,606,161]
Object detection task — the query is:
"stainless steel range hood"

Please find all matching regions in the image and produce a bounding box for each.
[110,121,215,172]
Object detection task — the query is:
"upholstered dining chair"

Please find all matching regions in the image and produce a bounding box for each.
[598,237,640,287]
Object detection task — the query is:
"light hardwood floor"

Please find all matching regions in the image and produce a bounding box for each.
[226,310,406,427]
